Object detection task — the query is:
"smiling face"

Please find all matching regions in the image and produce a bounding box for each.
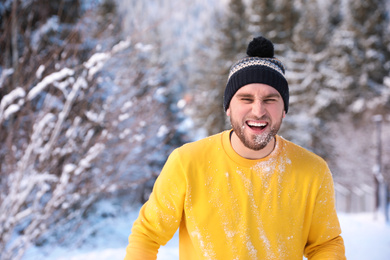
[226,83,285,159]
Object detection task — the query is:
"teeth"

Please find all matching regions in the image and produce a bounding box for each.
[247,122,267,127]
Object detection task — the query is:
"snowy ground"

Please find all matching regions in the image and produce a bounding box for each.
[23,201,390,260]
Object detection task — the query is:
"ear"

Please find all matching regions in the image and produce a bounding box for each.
[282,111,286,118]
[226,107,231,117]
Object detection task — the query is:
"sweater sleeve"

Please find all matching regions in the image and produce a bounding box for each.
[304,167,346,260]
[124,149,186,260]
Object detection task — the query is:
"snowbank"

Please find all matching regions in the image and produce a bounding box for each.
[23,205,390,260]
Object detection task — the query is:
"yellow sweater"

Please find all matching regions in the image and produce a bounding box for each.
[125,130,345,260]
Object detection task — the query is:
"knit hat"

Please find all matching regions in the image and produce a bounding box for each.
[223,36,289,113]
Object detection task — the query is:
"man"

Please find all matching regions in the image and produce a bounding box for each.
[124,36,346,259]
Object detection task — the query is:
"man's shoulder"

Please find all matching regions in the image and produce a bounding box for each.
[167,131,227,166]
[280,136,327,166]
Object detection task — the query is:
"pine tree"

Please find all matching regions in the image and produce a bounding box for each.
[247,0,324,151]
[279,0,344,157]
[323,0,390,208]
[325,0,390,118]
[188,0,251,136]
[249,0,299,48]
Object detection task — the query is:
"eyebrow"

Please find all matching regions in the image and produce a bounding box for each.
[263,93,281,99]
[236,93,254,98]
[235,93,281,99]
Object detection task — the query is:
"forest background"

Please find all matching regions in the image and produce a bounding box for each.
[1,0,390,259]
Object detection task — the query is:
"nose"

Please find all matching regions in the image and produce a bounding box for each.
[252,100,266,117]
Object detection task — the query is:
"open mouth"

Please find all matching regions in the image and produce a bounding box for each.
[246,120,268,130]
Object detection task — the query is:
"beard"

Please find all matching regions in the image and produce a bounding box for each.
[230,114,283,151]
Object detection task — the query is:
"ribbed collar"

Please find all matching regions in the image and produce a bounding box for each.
[221,129,284,168]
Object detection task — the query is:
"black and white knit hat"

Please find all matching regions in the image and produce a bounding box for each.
[223,36,289,113]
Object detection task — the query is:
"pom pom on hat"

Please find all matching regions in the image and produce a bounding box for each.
[223,36,289,113]
[246,36,274,58]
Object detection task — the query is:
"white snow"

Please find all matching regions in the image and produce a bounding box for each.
[135,42,154,52]
[0,87,26,121]
[22,202,390,260]
[112,38,131,54]
[0,68,14,88]
[27,68,75,101]
[157,125,169,138]
[338,213,390,260]
[36,65,45,79]
[0,87,25,110]
[84,52,111,80]
[31,16,60,51]
[3,103,22,120]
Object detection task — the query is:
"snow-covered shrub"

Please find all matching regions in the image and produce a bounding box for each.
[0,1,181,259]
[0,34,180,259]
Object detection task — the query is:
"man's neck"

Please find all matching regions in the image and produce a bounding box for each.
[230,131,276,160]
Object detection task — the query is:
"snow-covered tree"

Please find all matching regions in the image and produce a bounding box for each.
[1,1,390,258]
[322,0,390,210]
[186,0,252,136]
[0,1,181,259]
[323,0,390,118]
[249,0,299,47]
[0,0,82,89]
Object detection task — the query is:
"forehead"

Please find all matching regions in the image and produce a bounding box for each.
[235,83,280,97]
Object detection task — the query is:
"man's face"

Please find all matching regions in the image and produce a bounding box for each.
[226,83,285,151]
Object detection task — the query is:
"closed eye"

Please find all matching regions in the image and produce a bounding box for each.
[264,98,278,103]
[236,94,254,103]
[263,94,281,103]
